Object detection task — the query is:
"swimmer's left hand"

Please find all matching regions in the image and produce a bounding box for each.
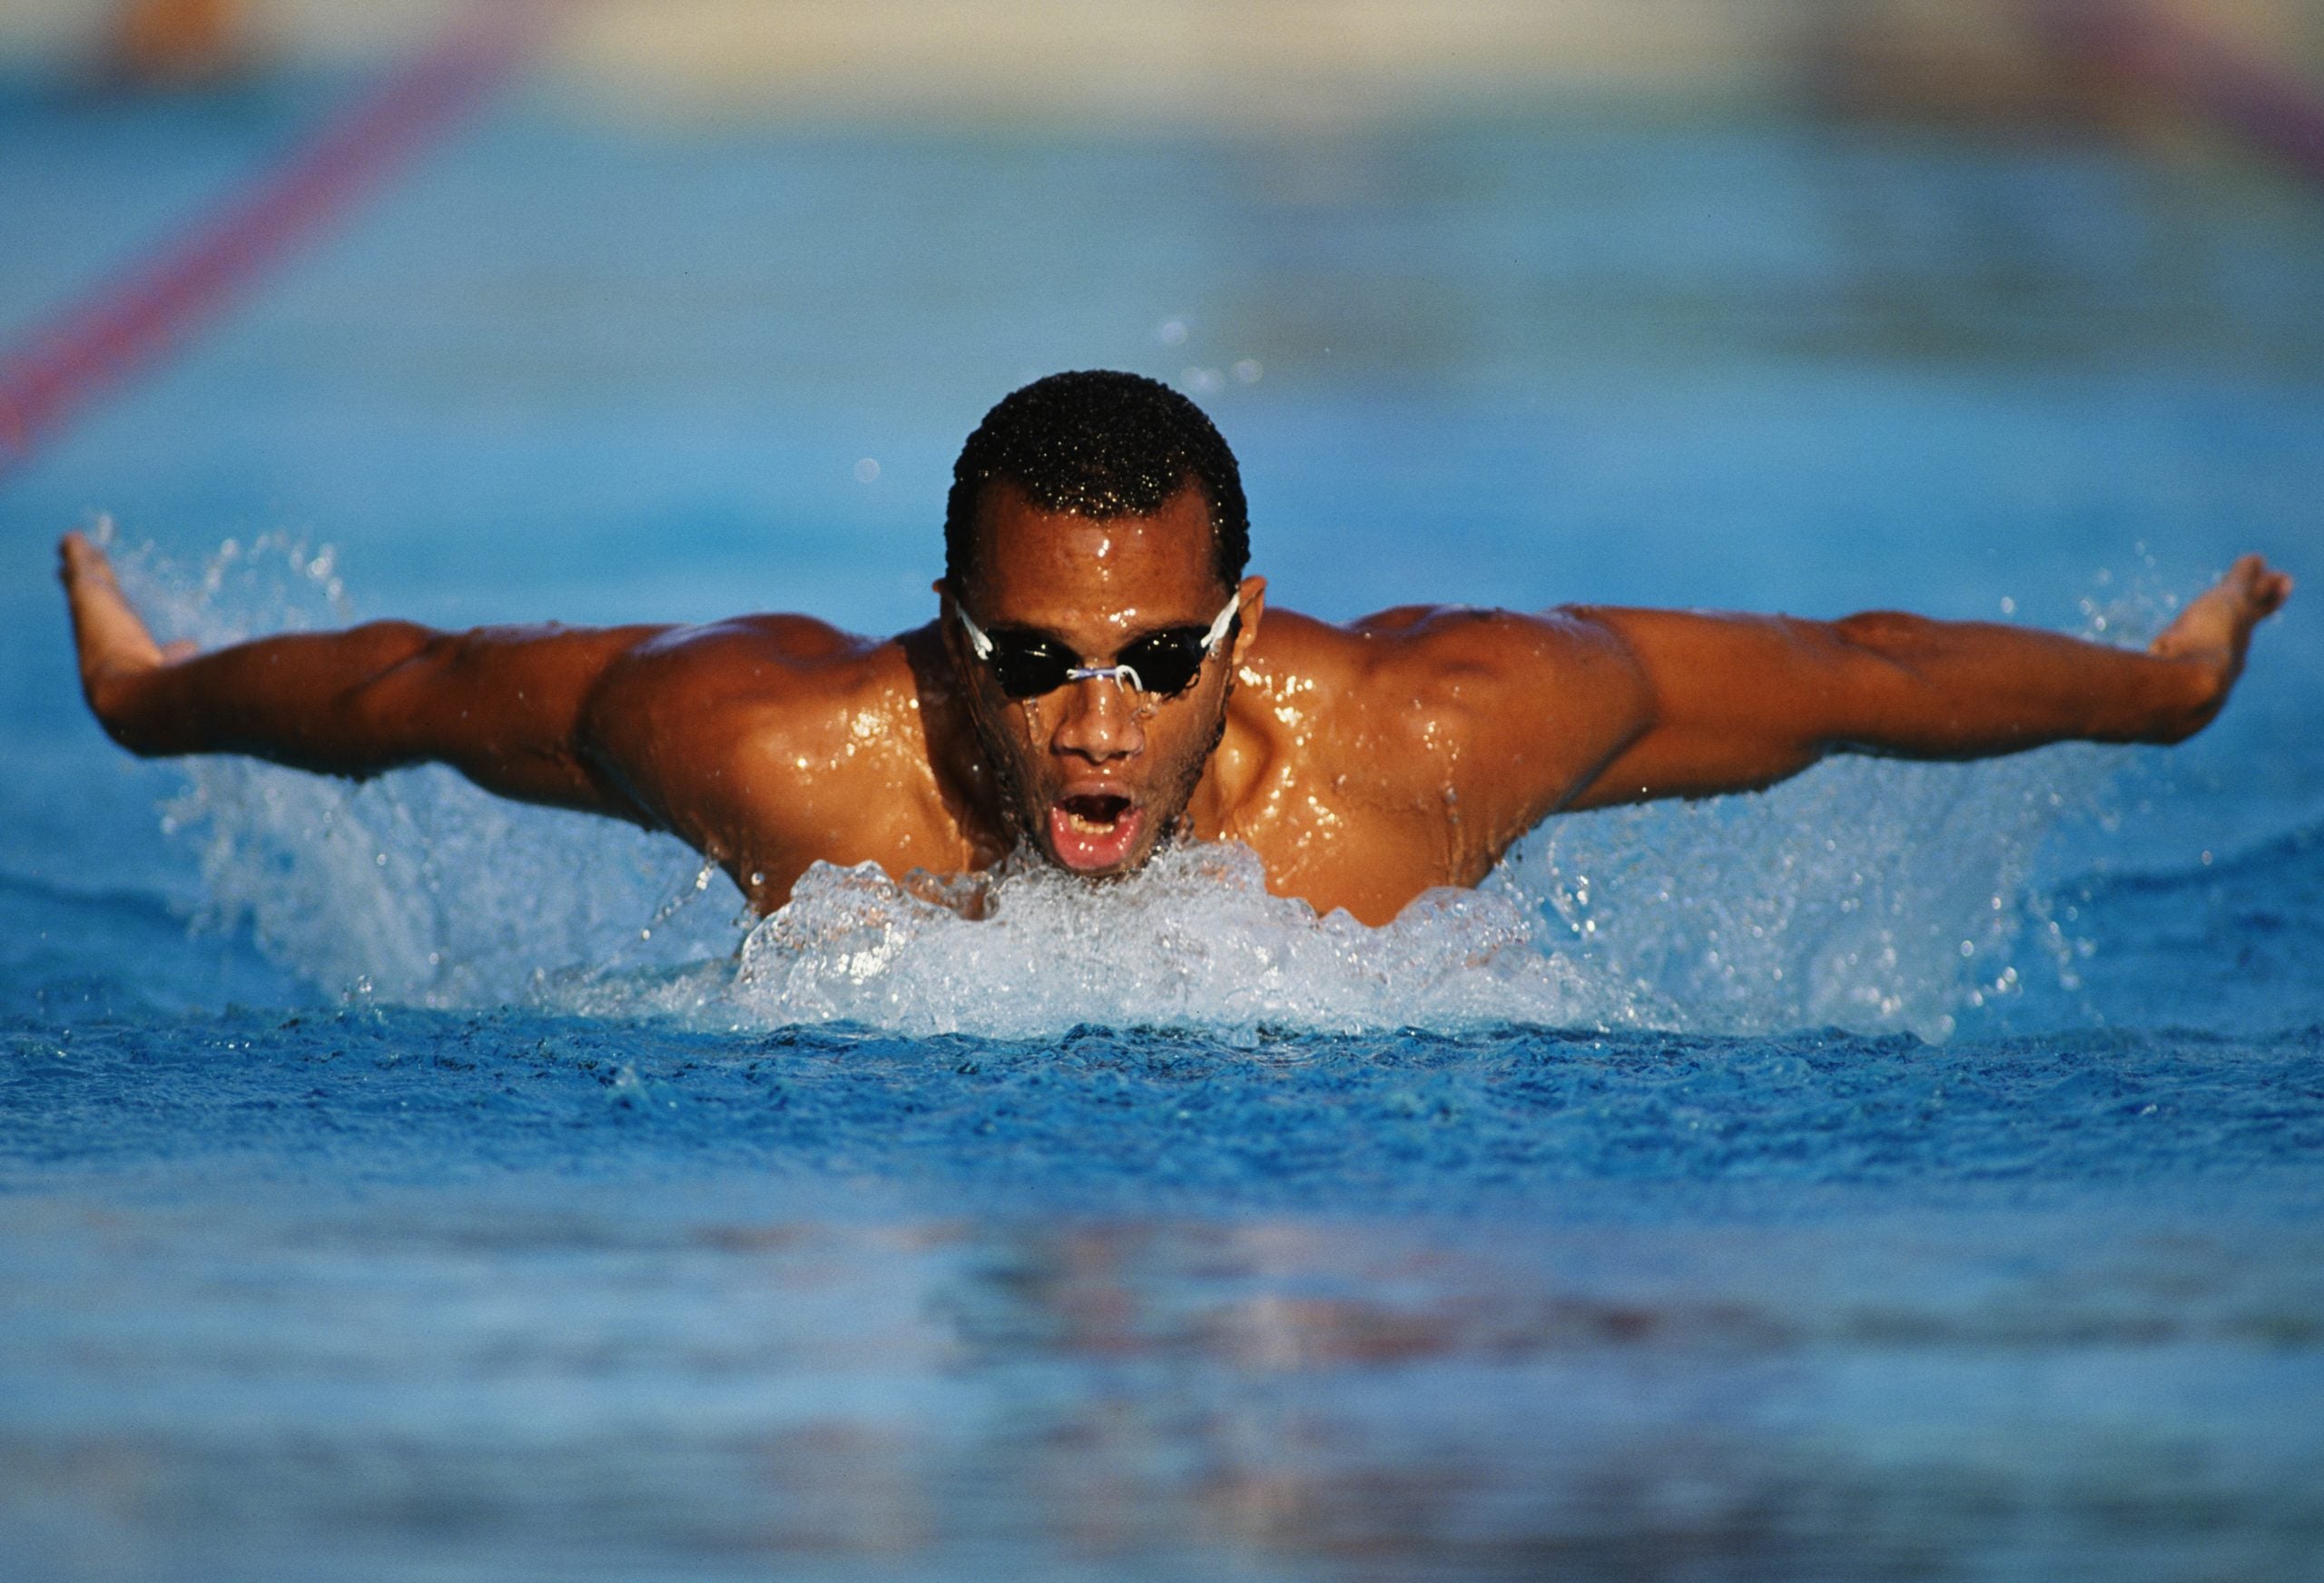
[2149,553,2291,666]
[2146,553,2291,730]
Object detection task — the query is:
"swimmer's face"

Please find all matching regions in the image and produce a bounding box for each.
[943,480,1265,879]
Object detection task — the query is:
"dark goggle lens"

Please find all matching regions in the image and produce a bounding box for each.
[1117,630,1209,695]
[988,639,1078,699]
[982,626,1218,700]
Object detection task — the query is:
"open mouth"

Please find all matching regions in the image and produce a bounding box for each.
[1049,792,1145,872]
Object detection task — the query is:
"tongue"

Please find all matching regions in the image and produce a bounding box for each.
[1049,798,1144,873]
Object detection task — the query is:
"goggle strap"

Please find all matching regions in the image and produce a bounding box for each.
[955,604,996,660]
[1203,591,1241,651]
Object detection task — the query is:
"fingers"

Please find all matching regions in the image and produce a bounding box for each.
[2256,567,2292,616]
[2147,555,2285,667]
[59,529,168,692]
[2225,554,2292,619]
[57,529,105,584]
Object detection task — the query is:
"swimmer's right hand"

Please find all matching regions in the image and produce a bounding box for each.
[58,530,195,734]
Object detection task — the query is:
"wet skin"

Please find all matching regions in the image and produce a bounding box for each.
[61,487,2291,926]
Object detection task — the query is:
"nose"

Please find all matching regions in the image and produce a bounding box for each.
[1050,674,1146,762]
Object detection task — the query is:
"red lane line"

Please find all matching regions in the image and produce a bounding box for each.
[0,0,572,478]
[2031,0,2324,183]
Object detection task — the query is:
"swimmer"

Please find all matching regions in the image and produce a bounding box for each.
[60,370,2292,926]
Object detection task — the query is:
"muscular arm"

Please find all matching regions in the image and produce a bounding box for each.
[60,532,665,819]
[1565,554,2292,811]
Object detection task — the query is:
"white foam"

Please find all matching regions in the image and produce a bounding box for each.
[690,841,1635,1037]
[114,529,742,1009]
[1494,747,2111,1041]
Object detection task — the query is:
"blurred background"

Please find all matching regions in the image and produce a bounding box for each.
[7,2,2319,601]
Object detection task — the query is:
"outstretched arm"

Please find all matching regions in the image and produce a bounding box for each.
[1564,555,2291,811]
[60,531,666,819]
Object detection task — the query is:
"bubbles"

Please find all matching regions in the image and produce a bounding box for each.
[165,757,737,1008]
[1148,314,1263,395]
[111,526,352,644]
[170,745,2102,1040]
[852,457,881,484]
[631,841,1640,1040]
[1493,746,2115,1041]
[117,533,743,1008]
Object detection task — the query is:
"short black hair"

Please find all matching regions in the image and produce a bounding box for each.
[945,370,1249,594]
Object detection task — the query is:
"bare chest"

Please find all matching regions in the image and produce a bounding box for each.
[704,698,990,909]
[1200,744,1488,926]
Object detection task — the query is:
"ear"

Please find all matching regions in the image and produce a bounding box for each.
[1229,575,1266,667]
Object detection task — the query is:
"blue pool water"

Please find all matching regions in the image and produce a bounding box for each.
[5,71,2324,1579]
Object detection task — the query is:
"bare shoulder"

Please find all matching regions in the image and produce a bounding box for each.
[605,611,881,674]
[580,615,922,818]
[1247,603,1646,732]
[1254,599,1633,661]
[1235,602,1653,846]
[586,613,919,744]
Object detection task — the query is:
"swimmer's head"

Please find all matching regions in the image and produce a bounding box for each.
[940,373,1265,879]
[945,370,1249,594]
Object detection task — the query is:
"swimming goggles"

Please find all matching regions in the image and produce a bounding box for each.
[955,592,1240,700]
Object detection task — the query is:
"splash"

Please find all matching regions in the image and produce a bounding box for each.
[579,841,1641,1038]
[1493,747,2113,1040]
[110,528,2143,1038]
[110,526,738,1008]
